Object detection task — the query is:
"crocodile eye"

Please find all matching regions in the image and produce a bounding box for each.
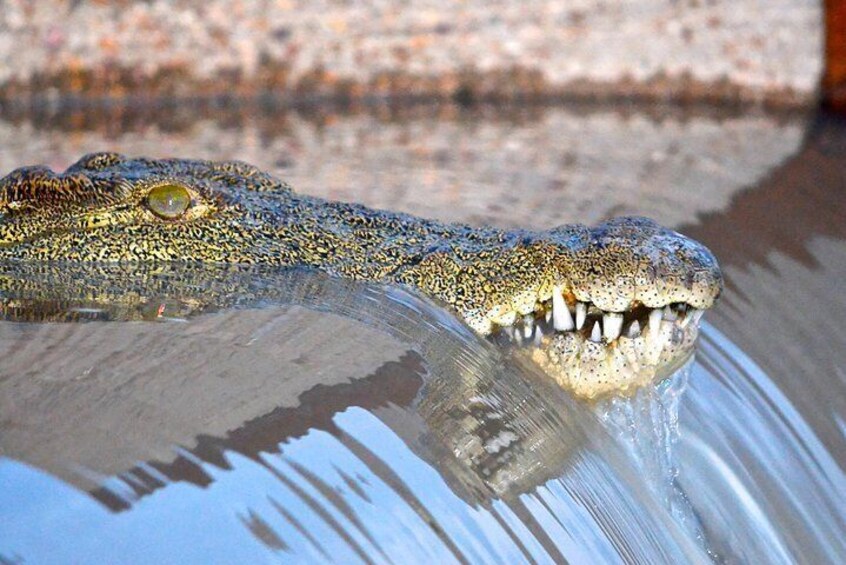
[146,184,191,219]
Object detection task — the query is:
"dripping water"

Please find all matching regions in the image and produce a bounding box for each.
[593,360,705,545]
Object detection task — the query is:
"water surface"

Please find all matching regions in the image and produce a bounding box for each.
[1,104,844,563]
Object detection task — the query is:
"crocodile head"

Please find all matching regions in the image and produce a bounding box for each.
[0,153,722,399]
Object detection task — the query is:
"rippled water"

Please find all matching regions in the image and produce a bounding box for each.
[1,106,845,563]
[0,269,708,563]
[0,274,843,563]
[682,325,846,563]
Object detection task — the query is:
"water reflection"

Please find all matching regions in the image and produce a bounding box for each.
[0,102,807,230]
[679,324,846,563]
[1,107,846,562]
[0,266,708,563]
[2,253,845,562]
[675,113,846,560]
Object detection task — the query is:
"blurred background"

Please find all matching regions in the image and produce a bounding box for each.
[0,0,832,106]
[0,0,839,228]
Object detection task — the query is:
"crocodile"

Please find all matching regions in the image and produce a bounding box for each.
[0,152,722,398]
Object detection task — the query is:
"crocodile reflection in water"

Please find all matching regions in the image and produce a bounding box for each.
[0,153,722,397]
[0,266,607,522]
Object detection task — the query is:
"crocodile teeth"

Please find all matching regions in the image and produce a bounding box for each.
[627,320,641,338]
[603,313,624,341]
[534,327,543,346]
[648,308,664,341]
[663,305,678,322]
[523,315,535,339]
[513,328,524,345]
[589,320,602,342]
[552,286,575,331]
[575,302,588,330]
[681,308,704,328]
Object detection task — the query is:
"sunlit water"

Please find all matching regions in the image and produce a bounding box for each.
[2,107,845,563]
[594,360,702,542]
[0,270,843,564]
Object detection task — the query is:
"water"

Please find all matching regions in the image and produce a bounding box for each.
[0,272,843,563]
[679,325,846,563]
[594,360,700,539]
[1,104,845,563]
[0,270,710,563]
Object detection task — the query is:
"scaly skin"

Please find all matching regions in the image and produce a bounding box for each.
[0,153,722,398]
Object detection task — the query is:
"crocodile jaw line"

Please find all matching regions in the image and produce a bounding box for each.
[491,288,705,399]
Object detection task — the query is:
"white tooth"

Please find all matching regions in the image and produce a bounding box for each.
[523,315,534,339]
[533,328,543,346]
[544,309,552,324]
[590,320,602,342]
[552,286,574,331]
[627,320,641,338]
[663,305,678,322]
[514,329,524,345]
[682,308,704,328]
[652,335,667,361]
[648,308,663,340]
[603,313,623,341]
[575,302,588,330]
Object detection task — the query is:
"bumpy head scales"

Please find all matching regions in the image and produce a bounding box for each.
[0,153,722,399]
[412,216,722,399]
